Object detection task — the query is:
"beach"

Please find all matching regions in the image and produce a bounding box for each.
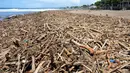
[0,10,130,73]
[69,10,130,19]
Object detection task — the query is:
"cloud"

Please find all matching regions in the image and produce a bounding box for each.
[0,0,96,8]
[38,0,55,3]
[80,0,97,5]
[71,0,80,4]
[38,0,80,4]
[36,0,80,7]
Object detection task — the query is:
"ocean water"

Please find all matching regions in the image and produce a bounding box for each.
[0,9,60,20]
[0,12,32,18]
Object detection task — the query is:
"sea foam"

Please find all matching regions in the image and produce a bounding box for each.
[0,9,60,12]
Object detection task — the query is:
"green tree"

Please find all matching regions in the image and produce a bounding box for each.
[111,0,121,4]
[82,5,88,8]
[95,0,123,9]
[95,1,101,7]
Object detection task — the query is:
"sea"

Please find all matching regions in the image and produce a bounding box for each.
[0,8,60,20]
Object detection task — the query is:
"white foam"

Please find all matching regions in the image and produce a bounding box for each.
[0,9,60,12]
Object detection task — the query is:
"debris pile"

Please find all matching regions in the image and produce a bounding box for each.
[0,11,130,73]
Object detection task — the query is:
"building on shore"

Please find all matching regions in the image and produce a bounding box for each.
[120,0,130,10]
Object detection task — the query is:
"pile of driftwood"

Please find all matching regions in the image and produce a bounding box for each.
[0,11,130,73]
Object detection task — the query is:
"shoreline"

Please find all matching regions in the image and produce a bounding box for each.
[0,8,60,12]
[1,9,130,21]
[0,9,61,20]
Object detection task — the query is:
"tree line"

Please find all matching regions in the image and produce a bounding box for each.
[95,0,130,10]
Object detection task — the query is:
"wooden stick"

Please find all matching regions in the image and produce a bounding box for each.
[64,48,72,55]
[95,50,109,55]
[57,53,64,61]
[46,23,51,30]
[71,39,81,46]
[4,59,29,65]
[34,61,45,73]
[12,38,20,47]
[71,47,77,53]
[119,58,130,60]
[90,28,102,34]
[67,32,80,41]
[93,46,98,50]
[119,42,129,50]
[57,48,65,59]
[82,64,92,72]
[69,66,74,71]
[77,70,84,73]
[37,35,54,58]
[21,28,28,33]
[21,58,28,73]
[0,49,10,59]
[32,56,35,72]
[100,39,109,50]
[37,34,46,41]
[118,19,122,24]
[88,31,95,39]
[108,62,130,73]
[17,54,21,73]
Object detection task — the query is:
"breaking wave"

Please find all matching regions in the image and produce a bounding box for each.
[0,9,60,12]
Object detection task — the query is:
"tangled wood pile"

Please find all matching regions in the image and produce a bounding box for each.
[0,11,130,73]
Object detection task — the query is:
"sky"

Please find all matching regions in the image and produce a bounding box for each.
[0,0,97,8]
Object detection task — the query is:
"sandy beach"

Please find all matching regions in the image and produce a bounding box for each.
[0,10,130,73]
[69,10,130,19]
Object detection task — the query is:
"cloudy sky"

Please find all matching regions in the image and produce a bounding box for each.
[0,0,97,8]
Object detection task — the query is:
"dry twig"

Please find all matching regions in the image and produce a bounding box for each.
[34,61,45,73]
